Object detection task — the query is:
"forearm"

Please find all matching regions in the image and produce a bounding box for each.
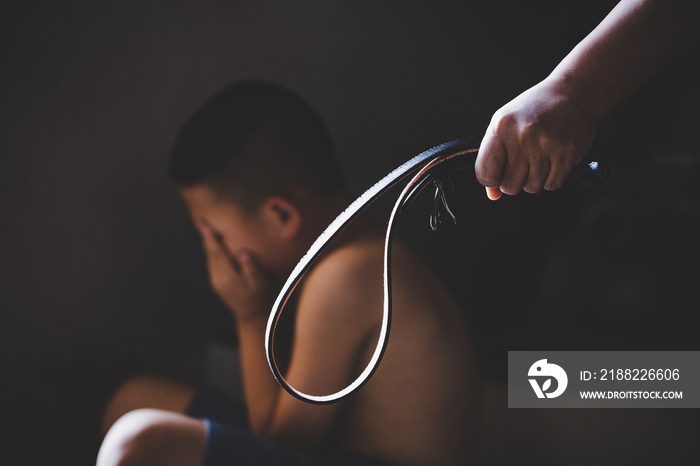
[548,0,697,121]
[235,314,283,436]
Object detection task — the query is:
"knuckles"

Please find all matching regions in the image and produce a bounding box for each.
[498,184,523,196]
[522,183,544,194]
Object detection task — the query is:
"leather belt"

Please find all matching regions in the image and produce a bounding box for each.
[265,138,613,404]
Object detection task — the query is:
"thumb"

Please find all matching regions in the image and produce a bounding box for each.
[475,131,507,190]
[485,186,503,201]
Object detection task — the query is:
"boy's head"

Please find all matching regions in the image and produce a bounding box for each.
[169,79,344,208]
[169,80,348,280]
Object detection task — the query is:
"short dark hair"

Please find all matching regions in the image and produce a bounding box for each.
[169,79,345,208]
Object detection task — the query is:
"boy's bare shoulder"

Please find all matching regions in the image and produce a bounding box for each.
[305,233,383,296]
[316,236,383,281]
[295,225,386,331]
[299,217,438,311]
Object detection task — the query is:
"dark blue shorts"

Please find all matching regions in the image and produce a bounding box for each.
[186,387,385,466]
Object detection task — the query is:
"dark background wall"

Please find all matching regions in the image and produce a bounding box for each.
[2,1,699,465]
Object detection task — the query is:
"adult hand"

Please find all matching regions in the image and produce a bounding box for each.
[475,77,599,200]
[195,220,275,320]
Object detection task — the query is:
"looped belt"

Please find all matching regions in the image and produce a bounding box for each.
[264,138,614,404]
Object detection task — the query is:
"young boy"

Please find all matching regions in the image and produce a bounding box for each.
[97,80,479,466]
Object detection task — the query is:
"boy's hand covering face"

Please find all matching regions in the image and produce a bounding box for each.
[196,219,275,320]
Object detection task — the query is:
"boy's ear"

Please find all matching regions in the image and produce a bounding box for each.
[262,196,302,239]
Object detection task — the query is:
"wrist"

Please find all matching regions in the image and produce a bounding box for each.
[233,307,271,326]
[217,291,274,323]
[545,71,608,124]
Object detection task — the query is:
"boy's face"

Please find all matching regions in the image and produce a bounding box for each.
[180,183,299,284]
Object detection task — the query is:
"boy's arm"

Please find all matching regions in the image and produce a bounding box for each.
[476,0,698,198]
[200,225,379,447]
[261,245,383,446]
[196,222,282,435]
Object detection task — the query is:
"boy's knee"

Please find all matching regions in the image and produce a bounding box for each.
[98,409,166,466]
[101,375,197,434]
[97,409,206,466]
